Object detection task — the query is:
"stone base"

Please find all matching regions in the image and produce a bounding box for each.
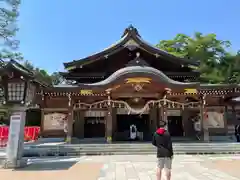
[106,136,112,143]
[66,136,72,143]
[203,130,210,142]
[1,159,28,169]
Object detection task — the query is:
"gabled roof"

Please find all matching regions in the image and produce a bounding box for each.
[6,60,35,77]
[1,60,50,87]
[63,25,198,70]
[75,66,199,88]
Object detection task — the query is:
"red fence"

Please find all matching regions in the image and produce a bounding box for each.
[0,126,40,147]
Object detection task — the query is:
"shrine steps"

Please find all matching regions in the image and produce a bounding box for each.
[22,142,240,157]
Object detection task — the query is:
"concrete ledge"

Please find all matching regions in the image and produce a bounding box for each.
[1,159,28,169]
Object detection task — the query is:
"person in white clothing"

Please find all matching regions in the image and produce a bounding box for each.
[130,124,137,140]
[63,120,68,140]
[191,115,201,140]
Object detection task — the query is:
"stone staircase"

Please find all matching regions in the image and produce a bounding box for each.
[22,142,240,157]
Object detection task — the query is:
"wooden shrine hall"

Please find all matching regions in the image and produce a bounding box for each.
[35,25,240,142]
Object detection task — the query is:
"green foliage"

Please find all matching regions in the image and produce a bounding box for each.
[0,49,23,61]
[0,1,61,86]
[21,60,56,85]
[1,0,238,86]
[156,32,240,84]
[0,0,20,48]
[0,0,22,63]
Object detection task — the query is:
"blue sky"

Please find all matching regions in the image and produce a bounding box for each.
[18,0,240,73]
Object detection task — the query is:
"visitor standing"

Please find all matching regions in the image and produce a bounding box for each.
[63,119,68,141]
[235,125,240,142]
[152,124,173,180]
[194,119,201,140]
[130,124,137,141]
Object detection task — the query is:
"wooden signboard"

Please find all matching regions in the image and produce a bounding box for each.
[43,112,67,130]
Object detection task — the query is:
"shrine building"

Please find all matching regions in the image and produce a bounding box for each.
[34,25,240,142]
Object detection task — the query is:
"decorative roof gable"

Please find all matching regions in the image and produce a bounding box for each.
[125,52,150,67]
[63,25,198,70]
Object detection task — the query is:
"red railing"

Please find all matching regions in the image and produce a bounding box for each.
[0,126,40,147]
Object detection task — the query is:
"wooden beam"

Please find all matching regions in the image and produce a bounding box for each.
[111,92,159,98]
[62,72,107,78]
[43,108,68,112]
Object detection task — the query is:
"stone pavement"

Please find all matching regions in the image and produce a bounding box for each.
[0,155,240,180]
[87,155,240,180]
[0,157,103,180]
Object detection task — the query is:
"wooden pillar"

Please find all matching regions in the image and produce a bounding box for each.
[199,95,204,140]
[73,110,84,139]
[201,94,209,141]
[79,110,84,139]
[231,105,237,123]
[105,93,113,143]
[39,91,46,137]
[163,108,168,130]
[67,108,73,142]
[66,94,73,143]
[163,96,168,130]
[231,87,237,125]
[181,109,188,137]
[150,106,158,132]
[158,108,163,127]
[106,108,113,142]
[40,109,44,137]
[112,108,117,140]
[159,103,168,128]
[224,106,228,134]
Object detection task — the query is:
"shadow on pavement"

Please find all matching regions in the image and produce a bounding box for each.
[13,160,77,171]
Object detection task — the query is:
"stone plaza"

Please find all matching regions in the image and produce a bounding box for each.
[0,154,240,180]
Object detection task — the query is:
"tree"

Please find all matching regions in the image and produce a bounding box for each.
[21,60,64,85]
[0,1,64,86]
[0,49,23,62]
[51,72,63,85]
[220,53,240,84]
[21,60,52,85]
[156,32,233,83]
[0,0,22,63]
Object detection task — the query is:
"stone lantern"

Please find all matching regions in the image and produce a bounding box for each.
[0,60,47,168]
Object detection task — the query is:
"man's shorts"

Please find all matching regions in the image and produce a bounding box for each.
[157,157,172,169]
